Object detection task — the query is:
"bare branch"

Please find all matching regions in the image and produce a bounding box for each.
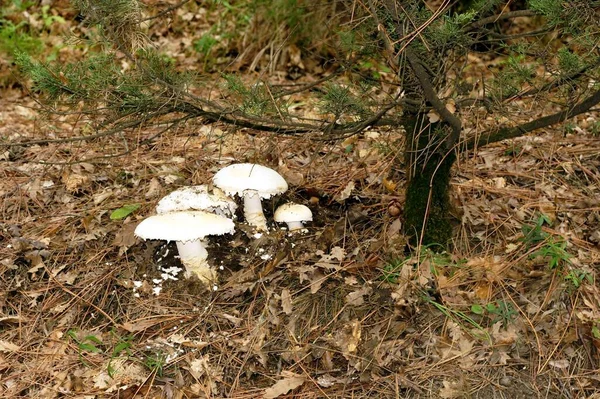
[405,48,462,150]
[468,88,600,149]
[140,0,192,22]
[466,10,538,32]
[512,57,600,100]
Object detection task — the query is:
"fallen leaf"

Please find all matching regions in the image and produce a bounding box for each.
[439,380,464,399]
[110,204,140,220]
[0,340,20,352]
[281,289,292,315]
[491,322,519,345]
[428,101,456,124]
[263,372,306,399]
[315,247,345,270]
[121,318,166,332]
[309,269,326,294]
[189,356,210,379]
[548,359,570,369]
[334,319,361,358]
[336,181,355,202]
[382,177,397,192]
[0,316,27,324]
[330,246,345,261]
[428,109,440,123]
[345,286,372,306]
[62,170,89,192]
[145,177,162,198]
[93,188,113,205]
[112,223,138,249]
[287,44,304,69]
[387,218,402,238]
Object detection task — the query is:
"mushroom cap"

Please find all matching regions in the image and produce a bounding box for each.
[134,211,235,242]
[213,163,288,199]
[156,185,237,216]
[274,203,313,223]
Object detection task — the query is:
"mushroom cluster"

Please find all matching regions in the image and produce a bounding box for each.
[134,163,313,287]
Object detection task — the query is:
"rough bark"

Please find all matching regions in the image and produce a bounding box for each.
[403,113,456,248]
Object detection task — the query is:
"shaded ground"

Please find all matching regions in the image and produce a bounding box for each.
[1,84,600,398]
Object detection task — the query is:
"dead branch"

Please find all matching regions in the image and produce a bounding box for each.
[465,10,538,32]
[405,47,462,150]
[467,88,600,150]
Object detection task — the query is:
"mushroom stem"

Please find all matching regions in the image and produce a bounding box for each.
[243,191,268,231]
[285,221,305,231]
[175,240,216,283]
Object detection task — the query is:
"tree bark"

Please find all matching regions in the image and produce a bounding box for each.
[403,113,456,248]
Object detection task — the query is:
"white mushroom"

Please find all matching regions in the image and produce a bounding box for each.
[274,203,313,231]
[134,211,234,284]
[156,184,237,218]
[213,163,288,231]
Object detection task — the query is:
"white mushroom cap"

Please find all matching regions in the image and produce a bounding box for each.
[155,185,237,217]
[213,163,288,199]
[274,203,313,231]
[213,163,288,231]
[135,211,234,242]
[274,203,313,223]
[135,211,234,284]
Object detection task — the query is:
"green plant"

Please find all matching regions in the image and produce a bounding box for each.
[471,300,517,326]
[381,258,405,283]
[592,324,600,339]
[504,144,523,157]
[107,329,134,377]
[319,83,370,120]
[521,213,551,247]
[0,2,64,59]
[520,213,572,270]
[590,121,600,136]
[557,48,582,77]
[564,122,577,135]
[67,329,103,366]
[0,20,43,57]
[40,5,65,28]
[9,0,36,11]
[110,204,140,220]
[194,33,218,57]
[531,237,571,270]
[144,352,167,377]
[425,295,491,343]
[381,248,465,283]
[67,328,135,376]
[564,268,593,289]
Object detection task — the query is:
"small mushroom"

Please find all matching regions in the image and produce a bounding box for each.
[156,184,237,218]
[134,211,234,284]
[274,203,313,231]
[213,163,288,231]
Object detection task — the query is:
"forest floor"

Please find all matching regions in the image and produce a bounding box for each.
[2,2,600,398]
[2,82,600,398]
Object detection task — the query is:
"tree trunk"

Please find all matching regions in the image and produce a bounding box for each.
[403,113,456,248]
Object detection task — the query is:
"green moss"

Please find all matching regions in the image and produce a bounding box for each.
[403,116,456,248]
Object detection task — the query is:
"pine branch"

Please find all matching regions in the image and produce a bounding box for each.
[465,10,538,32]
[467,88,600,149]
[405,47,462,150]
[141,0,192,22]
